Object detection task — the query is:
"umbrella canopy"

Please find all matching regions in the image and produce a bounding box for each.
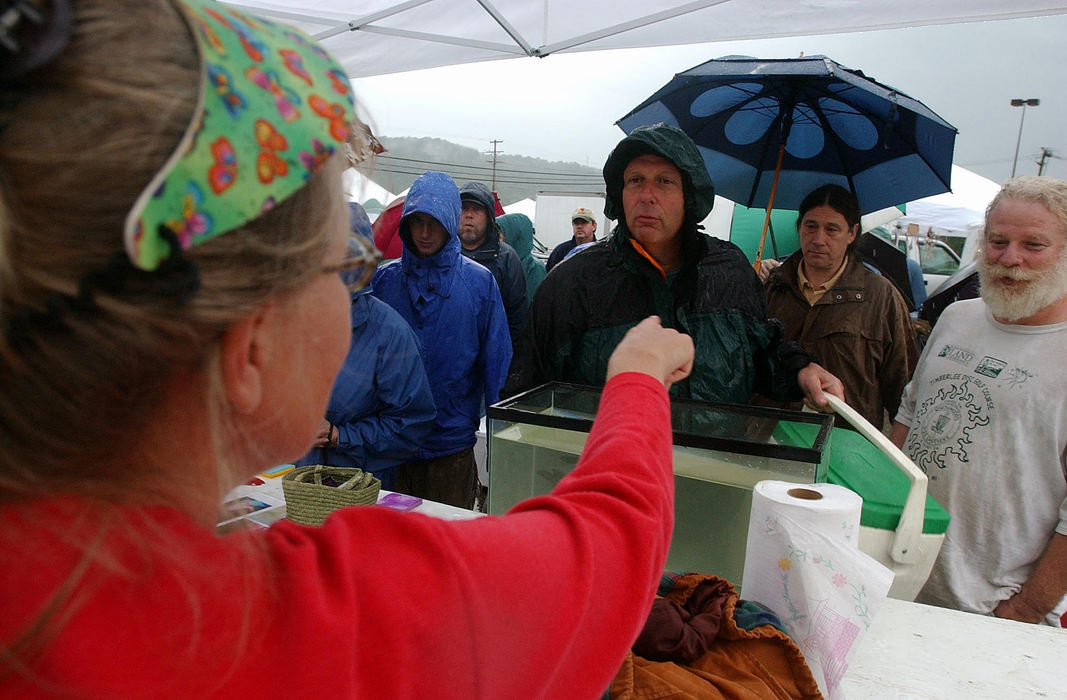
[617,55,958,216]
[371,195,406,260]
[855,231,919,311]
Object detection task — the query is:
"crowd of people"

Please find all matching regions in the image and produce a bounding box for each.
[1,0,1064,695]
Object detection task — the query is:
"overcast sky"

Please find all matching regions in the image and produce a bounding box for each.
[350,13,1064,192]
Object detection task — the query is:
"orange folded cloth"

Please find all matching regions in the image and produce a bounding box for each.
[611,574,823,699]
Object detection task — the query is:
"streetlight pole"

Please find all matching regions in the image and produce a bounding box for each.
[1010,98,1039,178]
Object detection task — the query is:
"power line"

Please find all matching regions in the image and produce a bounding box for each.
[368,163,603,185]
[377,154,602,178]
[368,168,604,188]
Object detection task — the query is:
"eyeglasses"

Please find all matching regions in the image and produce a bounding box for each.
[322,234,382,293]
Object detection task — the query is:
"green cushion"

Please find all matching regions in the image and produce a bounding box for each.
[774,423,950,535]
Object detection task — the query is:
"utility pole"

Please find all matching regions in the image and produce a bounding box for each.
[1037,147,1054,176]
[485,140,504,192]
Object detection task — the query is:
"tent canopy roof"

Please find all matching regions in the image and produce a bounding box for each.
[225,0,1067,77]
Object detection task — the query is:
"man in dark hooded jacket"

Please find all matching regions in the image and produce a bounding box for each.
[372,171,512,509]
[458,181,529,351]
[509,124,842,408]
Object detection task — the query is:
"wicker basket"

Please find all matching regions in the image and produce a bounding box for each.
[282,465,381,526]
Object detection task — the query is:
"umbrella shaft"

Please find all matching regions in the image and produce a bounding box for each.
[753,142,787,271]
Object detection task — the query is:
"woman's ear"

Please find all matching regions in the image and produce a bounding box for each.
[218,302,274,415]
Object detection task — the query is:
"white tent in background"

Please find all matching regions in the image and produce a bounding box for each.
[897,165,1000,237]
[698,195,736,241]
[503,198,537,220]
[894,164,1000,262]
[343,168,395,209]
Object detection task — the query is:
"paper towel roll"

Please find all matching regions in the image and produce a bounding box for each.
[748,480,863,549]
[741,480,893,700]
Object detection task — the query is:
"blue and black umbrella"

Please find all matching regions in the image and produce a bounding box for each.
[617,55,957,265]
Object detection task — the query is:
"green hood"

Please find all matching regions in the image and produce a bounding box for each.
[603,123,716,223]
[497,213,536,259]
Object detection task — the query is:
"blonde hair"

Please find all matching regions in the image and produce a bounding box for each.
[0,0,343,502]
[0,0,350,680]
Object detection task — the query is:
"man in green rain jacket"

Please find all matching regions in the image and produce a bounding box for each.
[508,124,842,407]
[497,212,546,305]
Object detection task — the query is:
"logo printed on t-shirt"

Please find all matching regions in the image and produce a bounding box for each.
[1003,366,1035,389]
[907,375,991,474]
[975,356,1006,378]
[937,345,974,366]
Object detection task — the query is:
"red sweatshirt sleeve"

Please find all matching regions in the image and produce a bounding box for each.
[264,371,675,698]
[1,373,673,699]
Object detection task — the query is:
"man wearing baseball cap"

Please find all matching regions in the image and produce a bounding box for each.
[509,123,842,409]
[546,207,599,272]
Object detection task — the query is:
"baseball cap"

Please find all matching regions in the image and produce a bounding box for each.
[571,207,596,223]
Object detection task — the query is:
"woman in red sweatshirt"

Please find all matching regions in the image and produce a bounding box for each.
[0,1,695,696]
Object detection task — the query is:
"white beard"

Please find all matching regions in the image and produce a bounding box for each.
[978,251,1067,323]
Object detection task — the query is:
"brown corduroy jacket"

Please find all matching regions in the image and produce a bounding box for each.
[764,251,918,429]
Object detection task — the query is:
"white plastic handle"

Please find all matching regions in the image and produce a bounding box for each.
[823,394,927,564]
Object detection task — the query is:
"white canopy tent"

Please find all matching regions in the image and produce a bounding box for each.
[891,164,1001,264]
[225,1,1067,78]
[502,197,536,220]
[343,168,395,207]
[896,165,1000,238]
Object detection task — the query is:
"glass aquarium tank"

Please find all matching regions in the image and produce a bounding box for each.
[487,382,833,586]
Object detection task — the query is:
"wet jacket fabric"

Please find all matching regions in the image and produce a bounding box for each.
[510,123,811,403]
[765,250,918,427]
[458,182,529,351]
[294,291,436,487]
[610,574,822,699]
[372,171,511,460]
[497,213,546,304]
[546,237,578,273]
[514,231,811,403]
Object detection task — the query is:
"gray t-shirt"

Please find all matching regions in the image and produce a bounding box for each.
[895,299,1067,625]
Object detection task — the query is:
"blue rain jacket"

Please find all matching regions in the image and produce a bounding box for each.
[371,171,512,460]
[295,290,436,488]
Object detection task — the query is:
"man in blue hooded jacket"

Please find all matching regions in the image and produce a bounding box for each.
[372,171,512,509]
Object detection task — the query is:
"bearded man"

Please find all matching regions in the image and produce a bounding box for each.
[891,175,1067,626]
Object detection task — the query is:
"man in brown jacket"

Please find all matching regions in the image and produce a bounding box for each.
[763,184,917,429]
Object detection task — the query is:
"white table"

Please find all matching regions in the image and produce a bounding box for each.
[842,597,1066,698]
[401,493,1067,697]
[219,480,484,531]
[227,481,1067,698]
[381,489,485,521]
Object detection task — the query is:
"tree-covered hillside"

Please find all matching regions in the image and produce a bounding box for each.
[362,136,604,205]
